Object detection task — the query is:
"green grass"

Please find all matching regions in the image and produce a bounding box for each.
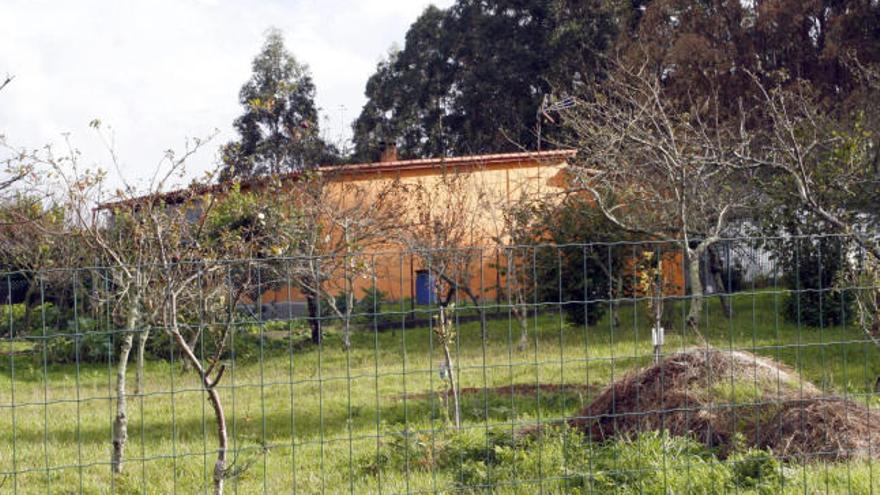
[1,290,880,493]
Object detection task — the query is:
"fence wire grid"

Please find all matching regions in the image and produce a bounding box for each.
[1,234,880,494]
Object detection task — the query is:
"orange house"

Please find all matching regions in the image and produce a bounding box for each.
[259,148,575,306]
[101,149,575,307]
[102,148,686,313]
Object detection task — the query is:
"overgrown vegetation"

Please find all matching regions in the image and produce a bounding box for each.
[780,235,854,327]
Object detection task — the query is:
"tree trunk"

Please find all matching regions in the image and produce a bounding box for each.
[454,283,487,341]
[686,249,704,329]
[435,272,487,341]
[515,309,529,351]
[209,389,228,495]
[442,342,461,429]
[652,279,664,364]
[167,292,228,494]
[341,287,355,350]
[306,292,322,344]
[593,256,622,328]
[708,247,733,319]
[512,290,529,351]
[54,292,67,330]
[612,275,623,328]
[438,306,461,429]
[342,317,351,350]
[179,325,203,374]
[21,281,37,335]
[712,269,732,319]
[134,329,150,395]
[111,301,139,474]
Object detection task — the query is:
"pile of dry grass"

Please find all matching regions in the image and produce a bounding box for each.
[569,347,880,461]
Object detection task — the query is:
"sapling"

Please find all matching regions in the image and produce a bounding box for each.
[434,304,461,429]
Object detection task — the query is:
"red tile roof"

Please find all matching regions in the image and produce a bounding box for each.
[98,149,577,210]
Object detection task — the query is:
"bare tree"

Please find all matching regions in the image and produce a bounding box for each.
[731,67,880,357]
[435,304,460,429]
[402,168,492,333]
[559,58,756,329]
[734,71,880,262]
[139,185,272,494]
[44,131,215,474]
[283,170,405,349]
[398,167,497,427]
[496,196,538,351]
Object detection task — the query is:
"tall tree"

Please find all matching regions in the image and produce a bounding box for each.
[221,28,336,178]
[351,0,625,161]
[623,0,880,115]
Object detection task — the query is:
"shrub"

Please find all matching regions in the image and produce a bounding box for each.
[355,287,399,327]
[534,244,613,327]
[728,447,784,493]
[145,320,291,362]
[522,197,627,327]
[575,431,734,494]
[0,302,61,336]
[360,426,514,477]
[782,236,853,327]
[43,317,115,364]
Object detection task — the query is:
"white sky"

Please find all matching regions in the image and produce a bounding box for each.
[0,0,454,190]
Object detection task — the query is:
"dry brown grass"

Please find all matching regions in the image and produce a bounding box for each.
[569,347,880,461]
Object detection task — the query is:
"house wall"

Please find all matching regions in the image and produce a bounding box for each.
[256,157,689,308]
[259,157,570,305]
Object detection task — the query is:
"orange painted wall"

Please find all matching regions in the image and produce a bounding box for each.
[254,155,687,305]
[259,156,569,304]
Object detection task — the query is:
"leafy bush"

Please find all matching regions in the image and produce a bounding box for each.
[516,197,627,327]
[44,332,115,364]
[359,426,509,476]
[534,244,613,327]
[781,236,853,327]
[0,302,62,336]
[43,317,115,364]
[355,287,399,327]
[144,320,291,362]
[728,447,785,493]
[760,208,854,327]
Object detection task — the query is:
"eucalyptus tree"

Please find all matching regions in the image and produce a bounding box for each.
[221,28,337,178]
[352,0,625,161]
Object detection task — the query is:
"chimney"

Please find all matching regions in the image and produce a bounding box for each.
[379,141,398,163]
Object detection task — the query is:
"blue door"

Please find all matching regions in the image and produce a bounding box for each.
[415,270,437,305]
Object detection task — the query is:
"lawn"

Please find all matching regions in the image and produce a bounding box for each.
[1,289,880,493]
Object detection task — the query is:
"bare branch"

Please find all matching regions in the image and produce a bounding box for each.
[0,74,13,92]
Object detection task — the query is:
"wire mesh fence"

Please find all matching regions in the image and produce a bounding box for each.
[1,234,879,493]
